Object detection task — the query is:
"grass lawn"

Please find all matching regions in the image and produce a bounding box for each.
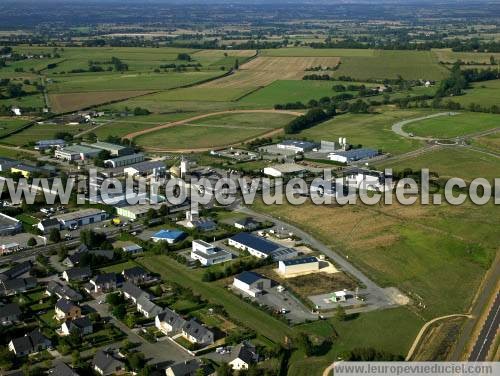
[0,118,32,138]
[137,254,292,343]
[288,308,423,376]
[299,108,431,155]
[451,80,500,109]
[148,87,251,102]
[134,111,296,150]
[404,112,500,138]
[0,145,33,159]
[472,131,500,154]
[0,94,46,109]
[92,112,199,139]
[376,147,500,182]
[1,123,83,146]
[47,71,223,93]
[99,260,139,273]
[252,198,498,319]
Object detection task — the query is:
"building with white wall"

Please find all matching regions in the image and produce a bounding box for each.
[191,240,232,266]
[278,257,319,276]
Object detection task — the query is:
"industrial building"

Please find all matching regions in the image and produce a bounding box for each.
[191,240,232,266]
[0,213,22,236]
[150,229,186,244]
[123,160,167,178]
[55,208,108,229]
[278,256,319,276]
[233,271,271,297]
[104,153,145,168]
[328,148,378,163]
[277,140,318,153]
[228,233,297,261]
[88,141,133,156]
[263,163,307,178]
[55,145,101,161]
[34,139,66,151]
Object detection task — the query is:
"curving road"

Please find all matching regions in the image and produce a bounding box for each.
[391,112,459,140]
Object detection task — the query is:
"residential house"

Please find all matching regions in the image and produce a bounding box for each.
[121,281,150,304]
[55,299,81,321]
[62,266,92,283]
[0,260,32,280]
[92,349,125,376]
[191,240,232,266]
[60,317,93,336]
[122,267,150,285]
[8,329,51,356]
[48,362,80,376]
[233,271,271,298]
[0,303,22,323]
[37,218,61,234]
[46,281,82,302]
[150,229,186,244]
[136,296,162,319]
[165,359,201,376]
[155,308,186,335]
[181,319,214,346]
[228,233,297,261]
[89,273,124,293]
[0,277,37,296]
[229,341,259,370]
[234,217,260,231]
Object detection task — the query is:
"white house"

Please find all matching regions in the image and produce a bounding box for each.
[229,341,259,370]
[191,240,232,266]
[155,308,186,335]
[181,319,214,345]
[233,271,271,297]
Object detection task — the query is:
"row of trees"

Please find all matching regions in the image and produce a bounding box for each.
[284,108,333,134]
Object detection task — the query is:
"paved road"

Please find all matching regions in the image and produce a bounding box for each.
[236,206,403,312]
[391,112,459,140]
[87,299,192,364]
[469,291,500,361]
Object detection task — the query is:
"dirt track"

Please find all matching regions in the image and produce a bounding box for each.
[123,109,303,152]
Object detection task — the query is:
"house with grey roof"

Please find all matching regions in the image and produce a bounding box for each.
[121,281,150,304]
[122,266,150,284]
[55,299,81,321]
[0,277,37,296]
[61,317,93,336]
[48,362,79,376]
[229,341,259,370]
[8,329,51,356]
[0,303,21,323]
[181,319,214,346]
[89,273,124,293]
[166,359,201,376]
[62,266,92,282]
[155,307,186,335]
[136,296,163,319]
[46,281,83,302]
[92,349,125,376]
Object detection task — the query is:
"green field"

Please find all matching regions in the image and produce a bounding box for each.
[335,50,448,80]
[404,112,500,138]
[451,80,500,108]
[1,123,83,146]
[299,108,430,155]
[377,147,500,182]
[0,118,32,137]
[261,48,376,57]
[472,132,500,154]
[47,71,222,93]
[252,198,498,320]
[289,308,423,376]
[0,93,46,109]
[92,112,200,139]
[134,112,294,150]
[0,145,33,158]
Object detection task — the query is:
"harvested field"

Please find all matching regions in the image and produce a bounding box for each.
[201,56,340,88]
[49,90,152,113]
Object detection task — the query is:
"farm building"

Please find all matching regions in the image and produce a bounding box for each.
[55,145,101,161]
[328,148,378,163]
[277,140,318,153]
[0,213,22,236]
[55,208,108,229]
[263,163,307,178]
[104,153,145,168]
[233,271,271,297]
[278,257,319,276]
[34,139,66,151]
[150,229,186,244]
[228,233,297,261]
[191,239,232,266]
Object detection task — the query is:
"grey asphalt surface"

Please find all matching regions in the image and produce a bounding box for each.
[236,205,402,311]
[469,291,500,361]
